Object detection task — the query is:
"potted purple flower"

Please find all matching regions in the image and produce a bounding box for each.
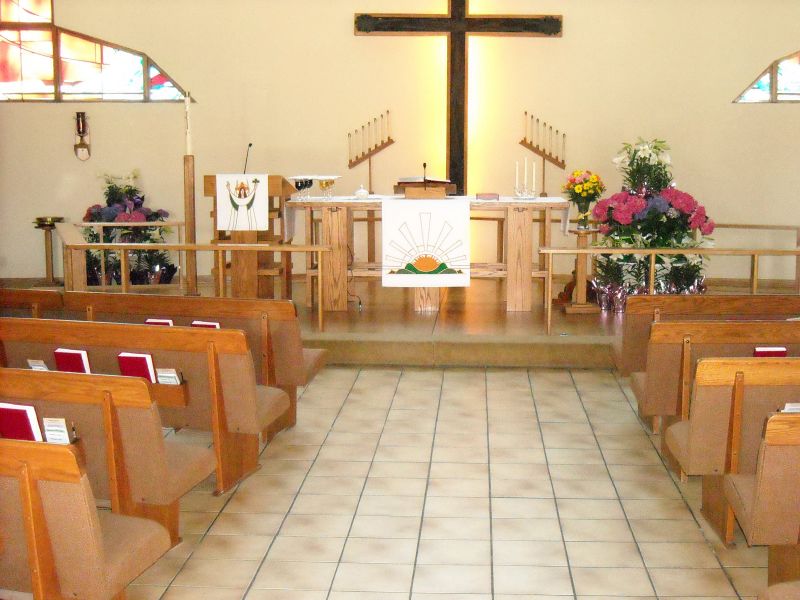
[82,171,177,286]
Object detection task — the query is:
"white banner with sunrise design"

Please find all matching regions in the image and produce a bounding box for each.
[381,198,470,287]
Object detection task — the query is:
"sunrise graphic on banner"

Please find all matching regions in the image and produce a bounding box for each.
[381,198,470,287]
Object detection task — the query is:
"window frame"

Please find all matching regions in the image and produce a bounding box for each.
[735,50,800,104]
[1,0,186,103]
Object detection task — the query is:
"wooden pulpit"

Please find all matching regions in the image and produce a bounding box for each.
[204,175,296,299]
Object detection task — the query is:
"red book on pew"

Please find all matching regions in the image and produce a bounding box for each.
[54,348,91,374]
[145,318,174,326]
[118,352,157,383]
[191,320,220,329]
[0,403,43,441]
[754,346,788,357]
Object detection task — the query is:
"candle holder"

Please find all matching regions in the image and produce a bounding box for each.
[514,185,531,198]
[34,217,64,286]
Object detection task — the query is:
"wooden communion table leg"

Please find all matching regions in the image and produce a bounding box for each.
[506,207,534,312]
[321,207,349,311]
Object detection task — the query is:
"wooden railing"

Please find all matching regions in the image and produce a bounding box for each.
[540,246,800,335]
[57,225,330,329]
[75,221,187,291]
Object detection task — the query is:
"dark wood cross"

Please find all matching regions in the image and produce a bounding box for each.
[355,1,562,194]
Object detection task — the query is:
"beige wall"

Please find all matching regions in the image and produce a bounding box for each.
[1,0,799,280]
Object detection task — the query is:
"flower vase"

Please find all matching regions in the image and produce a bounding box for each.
[575,199,592,230]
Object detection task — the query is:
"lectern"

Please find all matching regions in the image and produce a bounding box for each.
[204,175,295,299]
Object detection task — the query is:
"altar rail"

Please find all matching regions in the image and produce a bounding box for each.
[346,213,800,283]
[75,221,187,291]
[56,224,329,329]
[540,246,800,335]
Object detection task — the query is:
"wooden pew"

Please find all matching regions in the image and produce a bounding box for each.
[62,291,328,435]
[614,295,800,376]
[663,358,800,543]
[0,288,63,318]
[630,320,800,435]
[758,581,800,600]
[0,317,289,494]
[0,368,216,545]
[725,412,800,585]
[0,439,171,600]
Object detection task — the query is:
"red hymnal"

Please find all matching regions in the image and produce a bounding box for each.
[191,320,220,329]
[118,352,157,383]
[145,318,174,326]
[54,348,91,374]
[754,346,788,357]
[0,403,43,441]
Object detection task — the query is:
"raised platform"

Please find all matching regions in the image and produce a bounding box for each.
[294,279,619,368]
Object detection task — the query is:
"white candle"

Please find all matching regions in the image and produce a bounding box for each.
[515,161,519,189]
[524,157,528,190]
[184,91,192,155]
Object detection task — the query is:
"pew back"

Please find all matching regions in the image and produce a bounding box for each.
[0,317,259,434]
[0,288,63,318]
[667,358,800,475]
[640,321,800,418]
[63,291,304,386]
[0,440,111,598]
[0,439,171,600]
[731,413,800,546]
[615,295,800,375]
[0,368,193,504]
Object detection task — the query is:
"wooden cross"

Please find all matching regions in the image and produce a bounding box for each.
[355,0,562,194]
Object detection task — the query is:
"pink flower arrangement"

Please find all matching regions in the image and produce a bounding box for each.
[660,187,698,215]
[592,192,647,226]
[699,219,715,235]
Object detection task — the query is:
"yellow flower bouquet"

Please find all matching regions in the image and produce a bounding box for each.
[562,170,606,229]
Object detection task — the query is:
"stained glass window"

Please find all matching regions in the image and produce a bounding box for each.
[777,55,800,101]
[736,51,800,103]
[60,32,144,100]
[0,0,51,23]
[0,29,54,100]
[149,64,182,101]
[0,0,185,102]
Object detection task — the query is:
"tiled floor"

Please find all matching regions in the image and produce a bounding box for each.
[128,367,767,600]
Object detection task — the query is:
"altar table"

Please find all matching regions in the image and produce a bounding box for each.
[288,195,570,312]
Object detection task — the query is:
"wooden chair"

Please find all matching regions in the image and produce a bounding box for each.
[614,295,800,376]
[0,368,216,545]
[724,412,800,585]
[0,288,63,318]
[663,358,800,543]
[0,317,289,494]
[0,439,171,600]
[62,291,328,434]
[630,320,800,434]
